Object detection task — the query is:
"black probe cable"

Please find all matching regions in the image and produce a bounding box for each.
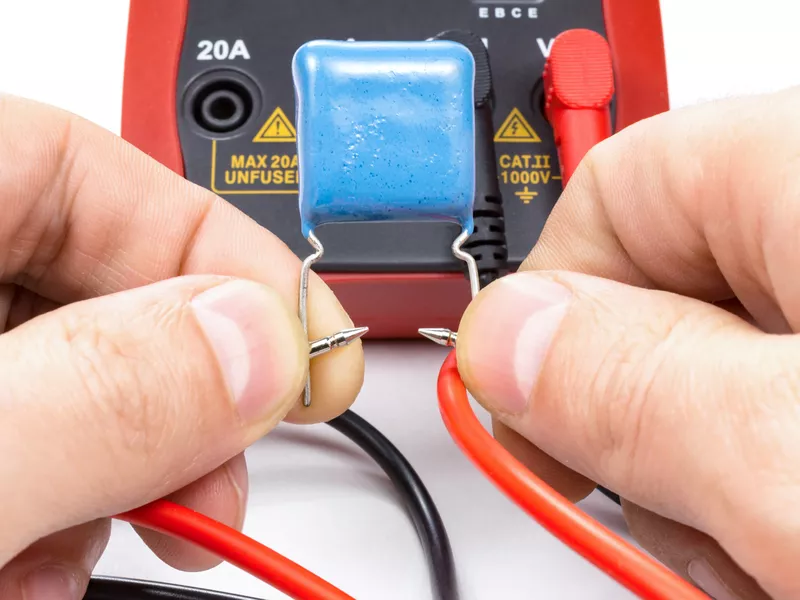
[85,577,260,600]
[433,30,509,289]
[597,487,622,505]
[327,410,459,600]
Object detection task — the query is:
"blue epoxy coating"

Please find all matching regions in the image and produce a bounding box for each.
[292,40,476,238]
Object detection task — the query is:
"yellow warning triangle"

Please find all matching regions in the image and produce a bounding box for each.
[253,107,297,143]
[494,108,541,143]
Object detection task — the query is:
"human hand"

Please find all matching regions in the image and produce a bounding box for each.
[457,88,800,599]
[0,96,364,598]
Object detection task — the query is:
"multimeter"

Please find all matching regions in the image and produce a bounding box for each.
[121,0,668,338]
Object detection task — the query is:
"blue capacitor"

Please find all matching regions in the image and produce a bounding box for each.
[292,40,476,238]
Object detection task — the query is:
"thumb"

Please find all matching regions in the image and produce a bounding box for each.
[456,271,800,599]
[0,277,307,562]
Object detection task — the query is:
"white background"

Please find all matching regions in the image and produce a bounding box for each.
[0,1,799,599]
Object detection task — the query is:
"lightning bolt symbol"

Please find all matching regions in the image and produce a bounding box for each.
[510,121,520,135]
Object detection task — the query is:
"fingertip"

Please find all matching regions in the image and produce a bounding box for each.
[0,521,110,600]
[256,283,312,418]
[283,274,365,424]
[459,277,595,503]
[135,456,248,572]
[492,419,597,503]
[456,273,573,417]
[455,275,504,396]
[622,502,770,600]
[283,339,365,424]
[188,278,310,434]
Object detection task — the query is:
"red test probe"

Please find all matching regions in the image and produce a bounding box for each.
[433,29,708,600]
[543,29,615,184]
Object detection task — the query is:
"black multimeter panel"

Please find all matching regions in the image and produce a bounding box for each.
[175,0,606,273]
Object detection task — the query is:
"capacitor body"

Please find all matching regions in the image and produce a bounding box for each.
[292,40,476,238]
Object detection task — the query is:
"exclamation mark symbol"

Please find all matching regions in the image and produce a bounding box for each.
[253,107,297,143]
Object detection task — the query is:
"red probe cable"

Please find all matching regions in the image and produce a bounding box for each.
[116,500,353,600]
[436,352,708,600]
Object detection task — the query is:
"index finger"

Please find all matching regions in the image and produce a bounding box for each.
[526,86,800,333]
[0,95,362,423]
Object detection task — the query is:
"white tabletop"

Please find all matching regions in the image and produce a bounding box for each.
[1,1,799,598]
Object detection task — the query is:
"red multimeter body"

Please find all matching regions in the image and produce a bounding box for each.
[121,0,668,338]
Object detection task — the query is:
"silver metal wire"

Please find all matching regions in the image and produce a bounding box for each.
[418,230,477,346]
[452,229,480,299]
[299,231,324,407]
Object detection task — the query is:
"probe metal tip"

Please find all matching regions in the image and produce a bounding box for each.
[418,328,458,348]
[309,326,370,358]
[336,326,370,346]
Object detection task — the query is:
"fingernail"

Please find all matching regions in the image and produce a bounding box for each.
[192,280,304,423]
[22,565,81,600]
[459,274,571,414]
[688,559,739,600]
